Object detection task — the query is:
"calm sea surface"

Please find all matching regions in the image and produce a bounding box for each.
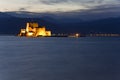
[0,36,120,80]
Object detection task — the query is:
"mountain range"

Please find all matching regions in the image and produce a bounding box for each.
[0,11,120,35]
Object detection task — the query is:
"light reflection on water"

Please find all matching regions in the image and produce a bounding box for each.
[0,36,120,80]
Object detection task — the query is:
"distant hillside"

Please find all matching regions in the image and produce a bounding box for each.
[0,12,120,34]
[46,17,120,34]
[0,17,55,34]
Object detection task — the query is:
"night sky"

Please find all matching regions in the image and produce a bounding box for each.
[0,0,120,34]
[0,0,120,13]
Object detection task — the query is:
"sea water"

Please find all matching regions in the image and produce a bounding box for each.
[0,36,120,80]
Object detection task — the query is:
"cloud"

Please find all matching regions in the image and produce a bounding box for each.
[37,0,120,5]
[38,0,69,5]
[19,8,26,11]
[23,0,120,12]
[35,0,118,9]
[38,0,105,4]
[1,0,120,12]
[69,4,120,20]
[18,6,32,12]
[6,2,120,21]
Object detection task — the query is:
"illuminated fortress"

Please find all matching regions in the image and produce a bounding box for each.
[19,22,51,37]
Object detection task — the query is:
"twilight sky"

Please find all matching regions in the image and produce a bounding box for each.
[0,0,120,12]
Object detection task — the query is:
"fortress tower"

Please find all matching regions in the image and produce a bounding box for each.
[19,22,51,37]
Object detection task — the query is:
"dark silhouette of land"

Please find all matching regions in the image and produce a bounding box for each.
[0,12,120,35]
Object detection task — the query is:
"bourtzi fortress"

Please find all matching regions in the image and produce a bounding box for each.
[18,22,51,37]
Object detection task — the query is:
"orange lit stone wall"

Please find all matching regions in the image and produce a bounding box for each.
[19,22,51,37]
